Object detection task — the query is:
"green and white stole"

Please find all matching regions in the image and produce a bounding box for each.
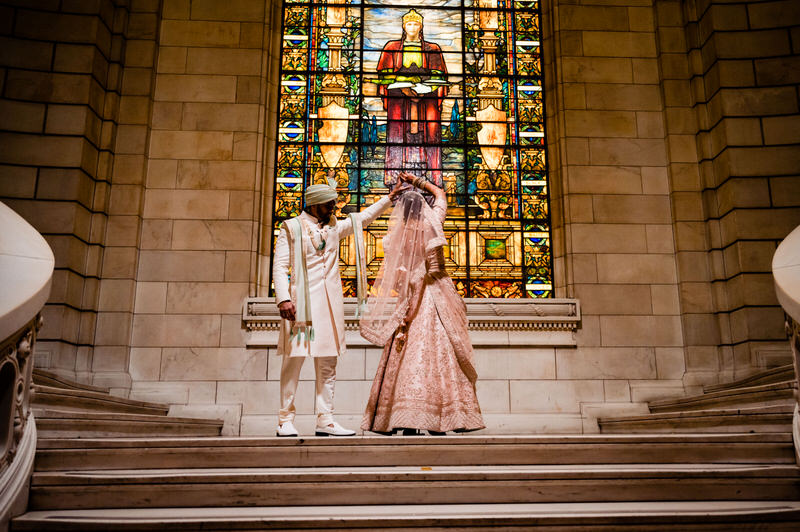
[349,213,368,318]
[285,217,314,342]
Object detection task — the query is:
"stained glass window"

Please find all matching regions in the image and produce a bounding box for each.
[271,0,551,298]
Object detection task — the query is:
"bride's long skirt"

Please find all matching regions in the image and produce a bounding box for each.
[361,286,484,433]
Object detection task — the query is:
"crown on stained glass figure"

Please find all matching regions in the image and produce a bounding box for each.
[402,9,423,25]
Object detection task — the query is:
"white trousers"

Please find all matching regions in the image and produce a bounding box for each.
[279,355,337,426]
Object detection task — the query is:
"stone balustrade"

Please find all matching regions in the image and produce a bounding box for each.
[773,224,800,464]
[0,202,54,531]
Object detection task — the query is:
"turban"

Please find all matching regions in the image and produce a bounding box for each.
[304,183,338,206]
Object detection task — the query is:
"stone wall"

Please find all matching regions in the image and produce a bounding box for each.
[126,0,271,433]
[654,0,720,391]
[96,0,159,393]
[0,0,151,389]
[0,0,797,435]
[546,0,687,423]
[680,0,800,382]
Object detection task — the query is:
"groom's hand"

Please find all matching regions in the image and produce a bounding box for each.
[398,172,415,184]
[388,184,410,202]
[278,300,296,321]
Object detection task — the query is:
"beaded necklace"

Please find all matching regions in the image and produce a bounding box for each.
[301,216,328,252]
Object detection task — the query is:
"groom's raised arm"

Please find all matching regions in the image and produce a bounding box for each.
[337,195,392,238]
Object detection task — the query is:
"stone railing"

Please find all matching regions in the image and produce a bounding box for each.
[773,223,800,464]
[244,297,580,347]
[0,202,54,531]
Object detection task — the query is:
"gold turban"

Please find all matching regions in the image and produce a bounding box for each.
[402,9,423,25]
[304,183,338,206]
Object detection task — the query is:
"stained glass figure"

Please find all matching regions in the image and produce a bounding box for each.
[271,0,552,298]
[376,8,449,196]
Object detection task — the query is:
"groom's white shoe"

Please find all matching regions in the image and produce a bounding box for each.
[276,421,299,437]
[315,421,356,437]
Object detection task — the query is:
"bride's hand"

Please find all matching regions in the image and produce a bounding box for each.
[398,172,416,184]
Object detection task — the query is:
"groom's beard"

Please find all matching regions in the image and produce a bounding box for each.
[306,205,333,225]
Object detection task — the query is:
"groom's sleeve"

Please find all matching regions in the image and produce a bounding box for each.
[338,196,391,238]
[273,224,291,304]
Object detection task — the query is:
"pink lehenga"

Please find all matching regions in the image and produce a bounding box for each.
[360,190,484,433]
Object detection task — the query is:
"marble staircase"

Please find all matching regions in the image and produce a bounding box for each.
[11,368,800,530]
[31,370,223,439]
[704,365,796,393]
[12,501,800,530]
[600,365,797,433]
[11,432,800,530]
[12,433,800,529]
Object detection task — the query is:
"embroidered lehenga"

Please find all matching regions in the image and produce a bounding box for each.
[360,191,484,433]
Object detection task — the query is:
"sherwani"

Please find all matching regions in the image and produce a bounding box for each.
[272,196,391,424]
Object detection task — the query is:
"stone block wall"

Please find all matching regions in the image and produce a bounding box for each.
[652,0,800,386]
[1,0,797,435]
[681,0,800,381]
[654,0,719,390]
[126,0,270,433]
[239,342,592,436]
[0,0,148,388]
[96,0,159,392]
[545,0,688,417]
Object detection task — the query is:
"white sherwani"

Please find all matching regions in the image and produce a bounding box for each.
[273,196,391,357]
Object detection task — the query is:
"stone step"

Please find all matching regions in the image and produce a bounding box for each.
[14,501,800,531]
[704,365,796,394]
[32,368,110,394]
[32,385,169,416]
[32,434,796,471]
[599,405,794,434]
[29,464,800,510]
[33,409,223,439]
[648,381,796,414]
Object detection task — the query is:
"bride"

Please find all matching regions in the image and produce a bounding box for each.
[360,172,484,435]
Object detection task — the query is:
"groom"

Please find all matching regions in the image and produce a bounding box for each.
[272,182,398,436]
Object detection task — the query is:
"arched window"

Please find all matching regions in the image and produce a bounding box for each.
[270,0,550,298]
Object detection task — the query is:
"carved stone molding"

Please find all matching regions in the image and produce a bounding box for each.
[783,314,800,465]
[244,297,580,347]
[0,410,35,532]
[0,315,40,531]
[1,198,52,529]
[0,315,40,477]
[774,224,800,464]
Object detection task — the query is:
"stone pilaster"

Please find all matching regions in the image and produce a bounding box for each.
[681,0,800,381]
[653,0,718,389]
[128,0,273,434]
[0,0,133,386]
[93,0,160,393]
[544,0,686,411]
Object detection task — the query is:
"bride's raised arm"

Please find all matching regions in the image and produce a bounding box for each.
[398,172,445,203]
[399,172,447,223]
